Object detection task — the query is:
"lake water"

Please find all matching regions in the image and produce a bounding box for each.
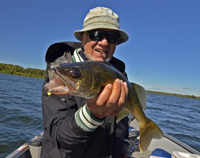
[0,73,199,157]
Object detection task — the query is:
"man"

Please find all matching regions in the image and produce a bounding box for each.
[41,7,131,158]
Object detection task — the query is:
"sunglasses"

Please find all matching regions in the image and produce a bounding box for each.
[88,30,120,44]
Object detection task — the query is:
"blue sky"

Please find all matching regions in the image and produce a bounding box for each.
[0,0,200,96]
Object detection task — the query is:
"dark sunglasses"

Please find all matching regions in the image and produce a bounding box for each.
[88,30,120,44]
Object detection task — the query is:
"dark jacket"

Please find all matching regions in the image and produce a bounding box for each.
[41,42,129,158]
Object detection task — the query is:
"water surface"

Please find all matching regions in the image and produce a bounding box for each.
[0,73,199,157]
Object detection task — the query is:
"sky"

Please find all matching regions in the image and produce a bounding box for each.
[0,0,200,96]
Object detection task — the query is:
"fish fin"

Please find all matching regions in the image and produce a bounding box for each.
[116,109,129,122]
[139,118,164,152]
[131,83,147,110]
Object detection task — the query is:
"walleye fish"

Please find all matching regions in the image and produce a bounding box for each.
[44,61,164,152]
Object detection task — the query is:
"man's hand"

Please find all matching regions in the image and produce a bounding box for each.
[86,79,128,119]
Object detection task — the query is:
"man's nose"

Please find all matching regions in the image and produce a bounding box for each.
[98,36,109,45]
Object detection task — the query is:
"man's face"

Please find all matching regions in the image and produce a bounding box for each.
[81,29,117,61]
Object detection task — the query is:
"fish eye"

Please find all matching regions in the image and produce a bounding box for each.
[70,68,81,78]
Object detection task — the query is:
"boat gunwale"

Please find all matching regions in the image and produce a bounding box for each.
[164,133,200,155]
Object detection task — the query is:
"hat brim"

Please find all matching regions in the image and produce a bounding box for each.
[74,26,129,45]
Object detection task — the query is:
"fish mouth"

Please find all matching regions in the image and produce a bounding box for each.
[44,68,75,94]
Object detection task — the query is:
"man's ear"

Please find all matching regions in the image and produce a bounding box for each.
[81,32,86,46]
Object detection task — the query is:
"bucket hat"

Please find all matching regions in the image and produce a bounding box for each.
[74,7,129,45]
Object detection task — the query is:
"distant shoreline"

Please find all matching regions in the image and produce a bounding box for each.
[0,63,45,78]
[1,63,199,100]
[146,90,200,100]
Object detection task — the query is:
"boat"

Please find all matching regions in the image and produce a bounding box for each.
[6,119,200,158]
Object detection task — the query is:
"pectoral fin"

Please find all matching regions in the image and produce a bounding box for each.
[116,109,129,122]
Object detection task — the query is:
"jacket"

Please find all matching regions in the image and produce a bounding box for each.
[41,42,129,158]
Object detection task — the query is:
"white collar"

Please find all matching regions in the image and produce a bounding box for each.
[73,48,84,62]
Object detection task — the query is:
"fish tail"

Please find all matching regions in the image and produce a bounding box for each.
[139,118,164,152]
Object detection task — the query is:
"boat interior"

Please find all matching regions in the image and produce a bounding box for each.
[6,119,200,158]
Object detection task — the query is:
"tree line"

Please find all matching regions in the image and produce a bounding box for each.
[146,90,200,100]
[0,63,45,78]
